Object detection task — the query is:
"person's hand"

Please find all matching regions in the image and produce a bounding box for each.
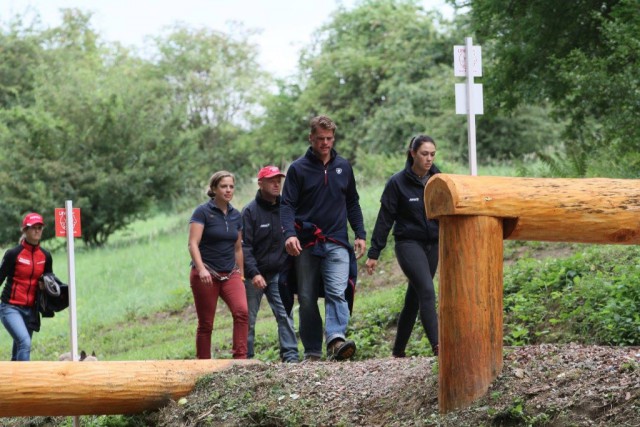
[198,267,212,285]
[252,274,267,289]
[354,238,366,260]
[285,236,302,256]
[365,258,377,275]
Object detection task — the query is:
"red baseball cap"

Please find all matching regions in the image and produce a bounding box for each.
[22,212,44,229]
[257,166,285,180]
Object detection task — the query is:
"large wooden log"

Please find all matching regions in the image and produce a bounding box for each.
[425,174,640,244]
[438,216,503,412]
[425,174,639,413]
[0,359,259,417]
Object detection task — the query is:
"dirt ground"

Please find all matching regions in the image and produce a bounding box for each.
[149,243,639,426]
[150,344,639,426]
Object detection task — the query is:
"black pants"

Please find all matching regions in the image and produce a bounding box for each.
[393,240,439,355]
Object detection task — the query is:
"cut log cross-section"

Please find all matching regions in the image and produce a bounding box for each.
[425,174,640,413]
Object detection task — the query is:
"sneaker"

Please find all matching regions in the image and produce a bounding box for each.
[327,339,356,361]
[432,344,439,357]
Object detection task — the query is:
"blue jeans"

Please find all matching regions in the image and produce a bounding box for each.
[245,273,299,362]
[0,303,34,361]
[295,242,350,358]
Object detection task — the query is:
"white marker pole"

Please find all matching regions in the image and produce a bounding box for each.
[465,36,478,176]
[65,201,80,427]
[65,200,79,361]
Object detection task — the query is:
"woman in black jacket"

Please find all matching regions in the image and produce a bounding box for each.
[365,135,441,357]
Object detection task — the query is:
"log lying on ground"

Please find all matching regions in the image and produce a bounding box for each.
[0,359,259,417]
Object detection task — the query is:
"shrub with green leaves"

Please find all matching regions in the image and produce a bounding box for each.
[504,245,640,346]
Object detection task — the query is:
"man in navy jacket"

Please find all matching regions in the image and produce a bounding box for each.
[242,166,299,363]
[280,115,366,361]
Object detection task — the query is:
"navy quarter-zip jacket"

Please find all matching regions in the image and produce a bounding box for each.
[281,147,366,247]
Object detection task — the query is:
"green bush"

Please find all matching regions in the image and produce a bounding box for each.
[504,245,640,346]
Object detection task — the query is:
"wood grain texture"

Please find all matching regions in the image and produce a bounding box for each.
[0,359,259,417]
[438,216,503,413]
[425,174,640,244]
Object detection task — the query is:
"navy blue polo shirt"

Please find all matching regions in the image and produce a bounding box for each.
[190,200,242,272]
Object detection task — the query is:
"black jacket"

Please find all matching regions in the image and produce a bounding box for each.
[281,147,366,248]
[367,161,441,260]
[241,191,287,281]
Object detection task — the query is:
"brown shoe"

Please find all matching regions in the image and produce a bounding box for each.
[302,355,321,363]
[327,339,356,361]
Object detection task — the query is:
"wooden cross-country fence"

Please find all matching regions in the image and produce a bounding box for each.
[425,174,639,412]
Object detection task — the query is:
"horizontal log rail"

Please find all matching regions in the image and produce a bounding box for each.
[0,359,259,417]
[426,174,640,244]
[425,174,640,413]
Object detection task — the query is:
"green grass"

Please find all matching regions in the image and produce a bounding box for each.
[0,178,391,362]
[4,159,633,363]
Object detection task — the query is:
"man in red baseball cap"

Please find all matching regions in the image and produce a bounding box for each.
[241,165,299,362]
[257,166,286,180]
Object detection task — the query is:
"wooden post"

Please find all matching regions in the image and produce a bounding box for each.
[425,174,640,413]
[438,215,503,412]
[0,359,259,417]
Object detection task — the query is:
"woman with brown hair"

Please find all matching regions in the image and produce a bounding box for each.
[188,171,248,359]
[365,135,441,357]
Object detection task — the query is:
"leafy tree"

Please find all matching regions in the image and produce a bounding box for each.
[452,0,640,177]
[253,0,562,168]
[244,80,308,171]
[150,23,269,177]
[0,16,43,109]
[292,0,453,163]
[0,10,192,246]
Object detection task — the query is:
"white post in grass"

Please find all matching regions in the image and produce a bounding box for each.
[65,200,80,427]
[65,200,79,361]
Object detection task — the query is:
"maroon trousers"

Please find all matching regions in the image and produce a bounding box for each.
[190,268,248,359]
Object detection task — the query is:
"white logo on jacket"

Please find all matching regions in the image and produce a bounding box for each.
[336,168,343,174]
[18,256,31,265]
[260,224,270,228]
[409,198,420,202]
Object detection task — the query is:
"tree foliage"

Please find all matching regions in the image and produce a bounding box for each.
[150,23,269,178]
[454,0,640,177]
[0,10,264,245]
[254,0,563,168]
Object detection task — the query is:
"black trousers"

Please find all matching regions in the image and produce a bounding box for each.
[392,240,439,354]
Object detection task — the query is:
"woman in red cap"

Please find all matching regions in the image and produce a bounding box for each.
[0,212,53,361]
